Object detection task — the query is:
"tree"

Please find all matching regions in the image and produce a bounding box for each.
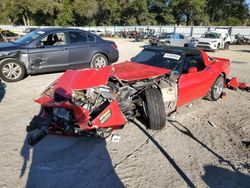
[55,0,74,26]
[121,0,156,25]
[97,0,121,26]
[148,0,175,25]
[73,0,98,26]
[170,0,206,26]
[207,0,249,25]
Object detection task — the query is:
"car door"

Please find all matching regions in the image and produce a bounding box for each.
[27,32,69,73]
[177,53,208,107]
[68,31,95,69]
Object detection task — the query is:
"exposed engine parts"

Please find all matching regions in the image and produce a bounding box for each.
[26,76,177,146]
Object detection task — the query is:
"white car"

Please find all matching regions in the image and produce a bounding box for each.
[195,29,231,51]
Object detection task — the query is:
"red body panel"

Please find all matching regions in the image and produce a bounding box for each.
[112,61,171,81]
[91,101,127,128]
[35,50,230,131]
[54,66,112,99]
[177,51,230,107]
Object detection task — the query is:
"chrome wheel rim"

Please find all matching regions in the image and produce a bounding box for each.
[94,57,106,68]
[214,77,224,99]
[2,62,22,80]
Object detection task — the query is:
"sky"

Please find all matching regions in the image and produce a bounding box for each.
[247,0,250,7]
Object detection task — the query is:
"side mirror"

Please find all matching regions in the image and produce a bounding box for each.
[131,57,135,61]
[36,41,44,48]
[188,67,198,74]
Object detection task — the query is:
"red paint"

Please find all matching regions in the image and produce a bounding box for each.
[112,61,171,81]
[227,77,239,89]
[177,51,230,107]
[54,66,112,99]
[91,101,127,128]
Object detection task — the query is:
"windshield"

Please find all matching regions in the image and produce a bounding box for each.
[159,33,174,39]
[203,32,220,39]
[14,30,45,44]
[132,49,182,71]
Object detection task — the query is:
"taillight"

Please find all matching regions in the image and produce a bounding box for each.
[111,43,117,49]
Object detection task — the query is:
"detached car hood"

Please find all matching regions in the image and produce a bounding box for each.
[53,61,170,99]
[112,61,171,81]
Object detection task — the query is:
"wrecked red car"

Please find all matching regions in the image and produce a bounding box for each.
[26,46,230,145]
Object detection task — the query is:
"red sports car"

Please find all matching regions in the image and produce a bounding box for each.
[27,46,230,145]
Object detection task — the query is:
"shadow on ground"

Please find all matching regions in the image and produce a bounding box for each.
[169,120,238,171]
[233,49,250,53]
[202,165,250,188]
[0,80,6,102]
[132,119,196,188]
[20,135,124,188]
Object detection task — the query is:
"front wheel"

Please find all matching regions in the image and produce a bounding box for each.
[91,53,108,68]
[205,75,224,101]
[0,59,25,82]
[142,88,166,130]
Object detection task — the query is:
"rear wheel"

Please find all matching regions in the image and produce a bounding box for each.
[91,53,108,68]
[0,59,25,82]
[224,42,229,50]
[142,88,166,130]
[205,75,224,101]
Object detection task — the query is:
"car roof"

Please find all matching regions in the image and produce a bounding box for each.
[36,27,88,33]
[144,45,201,55]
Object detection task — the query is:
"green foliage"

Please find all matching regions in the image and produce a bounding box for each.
[0,0,248,26]
[55,0,74,26]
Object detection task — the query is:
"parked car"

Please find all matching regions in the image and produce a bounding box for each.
[149,32,193,47]
[195,28,231,51]
[0,28,119,82]
[26,45,230,146]
[0,29,19,43]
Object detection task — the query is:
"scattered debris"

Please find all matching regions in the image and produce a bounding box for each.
[242,141,250,148]
[221,91,227,99]
[226,77,250,92]
[208,120,217,128]
[111,134,121,143]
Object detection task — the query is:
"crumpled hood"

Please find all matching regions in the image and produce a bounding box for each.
[112,61,171,81]
[53,61,170,99]
[53,66,112,99]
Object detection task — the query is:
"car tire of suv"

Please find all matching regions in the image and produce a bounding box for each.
[91,53,108,68]
[142,88,166,130]
[205,75,224,101]
[224,43,229,50]
[0,59,25,82]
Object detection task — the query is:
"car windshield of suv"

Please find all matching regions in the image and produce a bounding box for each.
[132,49,182,71]
[203,32,220,39]
[14,30,45,44]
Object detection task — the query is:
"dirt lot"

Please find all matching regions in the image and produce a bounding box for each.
[0,39,249,188]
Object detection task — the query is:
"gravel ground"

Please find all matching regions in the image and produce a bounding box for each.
[0,39,249,188]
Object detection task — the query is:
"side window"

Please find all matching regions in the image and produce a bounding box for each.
[88,34,95,42]
[183,54,205,73]
[179,34,184,39]
[69,32,87,44]
[40,32,66,46]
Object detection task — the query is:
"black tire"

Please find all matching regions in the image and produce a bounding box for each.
[142,88,166,130]
[224,42,229,50]
[91,53,108,68]
[217,43,220,50]
[205,75,224,101]
[0,59,26,82]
